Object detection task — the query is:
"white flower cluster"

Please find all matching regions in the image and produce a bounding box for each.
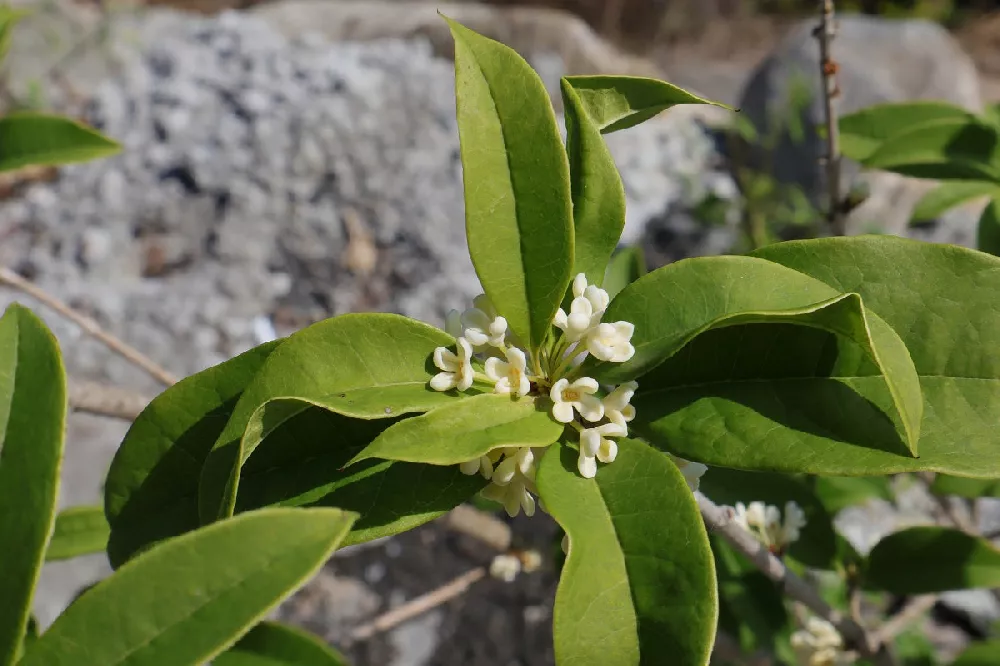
[428,275,645,515]
[790,617,854,666]
[489,549,542,583]
[732,500,807,555]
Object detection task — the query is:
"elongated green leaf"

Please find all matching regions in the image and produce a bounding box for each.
[0,113,121,172]
[860,117,1000,182]
[213,621,347,666]
[561,78,627,288]
[912,181,1000,222]
[742,235,1000,477]
[0,305,65,666]
[562,75,729,134]
[232,403,484,548]
[350,394,563,466]
[931,474,1000,499]
[953,639,1000,666]
[603,246,646,300]
[197,313,465,523]
[20,508,356,666]
[838,101,975,161]
[977,197,1000,257]
[537,438,717,666]
[104,340,281,568]
[700,469,838,569]
[864,527,1000,594]
[444,17,573,350]
[813,476,893,514]
[592,256,922,454]
[46,506,110,562]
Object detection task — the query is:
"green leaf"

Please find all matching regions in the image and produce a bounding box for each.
[561,78,627,288]
[213,621,347,666]
[104,340,281,568]
[912,181,1000,222]
[953,639,1000,666]
[46,506,111,562]
[444,16,573,350]
[745,235,1000,477]
[537,438,717,666]
[700,469,838,569]
[860,117,1000,182]
[350,394,563,466]
[0,113,121,172]
[561,75,730,134]
[19,508,357,666]
[0,305,66,666]
[197,313,466,524]
[593,256,922,455]
[864,527,1000,594]
[977,197,1000,257]
[813,476,894,514]
[602,246,646,300]
[838,101,974,161]
[931,475,1000,499]
[232,404,484,548]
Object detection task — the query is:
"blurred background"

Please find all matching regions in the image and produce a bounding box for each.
[2,0,1000,664]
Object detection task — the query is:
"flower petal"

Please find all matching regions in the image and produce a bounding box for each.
[551,401,575,424]
[460,459,480,475]
[576,395,605,422]
[484,357,506,382]
[430,372,457,392]
[578,454,597,479]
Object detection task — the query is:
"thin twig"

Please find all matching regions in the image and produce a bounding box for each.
[67,378,151,420]
[813,0,844,236]
[696,492,878,657]
[873,595,937,647]
[0,266,179,386]
[347,567,487,644]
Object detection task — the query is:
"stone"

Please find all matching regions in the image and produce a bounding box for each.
[736,15,983,239]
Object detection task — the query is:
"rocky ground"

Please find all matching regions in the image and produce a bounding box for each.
[2,2,1000,664]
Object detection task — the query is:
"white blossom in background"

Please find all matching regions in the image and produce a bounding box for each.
[489,554,522,583]
[790,617,855,666]
[733,500,808,554]
[670,455,708,491]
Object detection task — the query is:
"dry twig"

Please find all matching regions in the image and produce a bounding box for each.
[813,0,844,236]
[67,378,151,420]
[873,595,937,647]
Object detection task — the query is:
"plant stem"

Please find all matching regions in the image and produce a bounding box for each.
[814,0,845,236]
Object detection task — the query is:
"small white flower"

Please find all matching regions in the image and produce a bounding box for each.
[790,617,853,666]
[482,474,536,517]
[489,554,522,582]
[550,377,604,423]
[603,381,638,424]
[461,294,507,349]
[485,347,531,396]
[577,420,626,478]
[520,550,542,573]
[491,446,535,486]
[553,296,594,342]
[733,500,807,553]
[585,321,635,363]
[430,337,475,392]
[459,455,494,480]
[779,500,808,545]
[669,455,708,491]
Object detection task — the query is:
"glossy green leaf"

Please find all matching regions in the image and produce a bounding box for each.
[213,621,347,666]
[537,438,717,666]
[712,537,789,656]
[350,394,563,466]
[0,113,121,173]
[860,117,1000,182]
[445,16,573,350]
[592,256,922,454]
[700,469,838,569]
[197,313,467,523]
[952,639,1000,666]
[912,181,1000,222]
[104,340,281,568]
[0,305,65,666]
[744,235,1000,477]
[977,197,1000,257]
[838,101,975,161]
[46,505,111,562]
[931,474,1000,499]
[19,508,356,666]
[603,246,646,300]
[813,476,893,513]
[864,527,1000,594]
[233,404,484,548]
[561,75,729,134]
[561,78,627,288]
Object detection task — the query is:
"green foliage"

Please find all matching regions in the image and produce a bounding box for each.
[952,639,1000,666]
[213,621,348,665]
[864,527,1000,594]
[46,506,111,561]
[0,113,121,172]
[812,476,894,514]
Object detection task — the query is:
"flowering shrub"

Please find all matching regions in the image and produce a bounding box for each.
[5,10,1000,666]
